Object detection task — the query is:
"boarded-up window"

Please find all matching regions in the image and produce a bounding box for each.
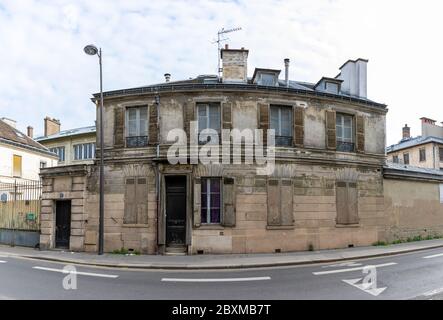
[336,181,359,225]
[124,177,148,224]
[267,179,294,226]
[13,155,22,177]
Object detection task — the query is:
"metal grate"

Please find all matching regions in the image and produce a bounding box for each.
[337,141,355,152]
[126,136,148,148]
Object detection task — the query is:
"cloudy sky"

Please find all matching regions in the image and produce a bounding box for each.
[1,0,442,145]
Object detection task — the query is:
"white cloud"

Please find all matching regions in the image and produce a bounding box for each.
[0,0,443,145]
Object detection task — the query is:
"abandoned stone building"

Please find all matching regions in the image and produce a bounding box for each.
[40,46,392,254]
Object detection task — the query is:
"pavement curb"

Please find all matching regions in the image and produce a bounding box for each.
[1,242,443,270]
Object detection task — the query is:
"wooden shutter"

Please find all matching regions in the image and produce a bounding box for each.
[326,110,336,150]
[347,182,359,224]
[280,179,294,226]
[124,178,137,224]
[114,107,124,148]
[258,103,269,145]
[193,178,201,227]
[356,115,365,153]
[335,181,348,225]
[222,177,236,227]
[293,106,304,147]
[184,102,195,140]
[267,179,281,226]
[136,178,149,225]
[148,104,158,145]
[222,102,233,130]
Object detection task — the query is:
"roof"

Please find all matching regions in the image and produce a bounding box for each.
[35,125,96,142]
[91,75,387,109]
[0,119,55,156]
[384,162,443,182]
[386,136,443,153]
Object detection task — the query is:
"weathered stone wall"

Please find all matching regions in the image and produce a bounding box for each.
[384,178,443,241]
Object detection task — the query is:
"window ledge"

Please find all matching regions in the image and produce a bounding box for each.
[196,224,224,230]
[266,225,294,230]
[335,224,360,228]
[122,224,149,228]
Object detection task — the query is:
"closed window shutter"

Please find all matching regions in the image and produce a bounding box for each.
[148,104,158,145]
[326,110,337,150]
[336,181,348,224]
[347,182,359,224]
[124,178,137,224]
[193,178,201,227]
[222,177,236,227]
[258,103,269,145]
[222,102,232,130]
[114,107,124,148]
[280,179,294,226]
[267,179,281,226]
[136,178,149,225]
[293,106,304,147]
[184,102,195,140]
[356,115,365,153]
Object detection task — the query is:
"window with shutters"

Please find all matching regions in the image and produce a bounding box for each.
[201,178,222,224]
[197,103,221,145]
[403,153,410,165]
[336,181,359,225]
[125,106,148,148]
[392,155,399,163]
[270,105,293,146]
[419,148,426,162]
[267,179,294,227]
[124,177,148,224]
[336,113,355,152]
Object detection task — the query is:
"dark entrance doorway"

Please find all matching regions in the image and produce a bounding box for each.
[55,200,71,248]
[165,176,187,247]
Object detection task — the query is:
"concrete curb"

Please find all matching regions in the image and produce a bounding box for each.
[2,242,443,270]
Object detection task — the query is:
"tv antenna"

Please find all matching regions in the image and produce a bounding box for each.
[212,27,242,79]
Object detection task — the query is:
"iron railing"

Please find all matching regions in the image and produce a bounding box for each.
[126,136,148,148]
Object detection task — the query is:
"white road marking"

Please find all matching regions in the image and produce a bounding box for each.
[0,260,6,264]
[423,287,443,297]
[313,262,397,275]
[322,261,362,268]
[32,266,119,278]
[423,253,443,259]
[342,278,387,296]
[161,276,271,283]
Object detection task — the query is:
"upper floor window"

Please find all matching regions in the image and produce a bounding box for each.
[439,147,443,162]
[126,106,148,148]
[336,113,354,152]
[325,81,339,94]
[197,103,220,144]
[13,154,22,177]
[258,73,278,86]
[40,161,47,169]
[419,148,426,162]
[270,105,293,146]
[403,153,410,165]
[201,178,222,224]
[74,143,96,160]
[50,146,65,162]
[393,155,399,164]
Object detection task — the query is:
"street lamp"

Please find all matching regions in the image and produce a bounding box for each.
[84,44,104,255]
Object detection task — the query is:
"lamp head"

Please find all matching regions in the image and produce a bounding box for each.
[84,44,98,56]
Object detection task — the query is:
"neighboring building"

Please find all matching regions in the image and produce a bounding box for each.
[387,118,443,170]
[0,117,57,183]
[35,117,96,166]
[39,46,391,254]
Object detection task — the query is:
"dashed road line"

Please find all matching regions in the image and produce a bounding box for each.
[423,253,443,259]
[32,266,119,278]
[0,260,6,264]
[161,276,271,282]
[423,287,443,296]
[312,262,397,275]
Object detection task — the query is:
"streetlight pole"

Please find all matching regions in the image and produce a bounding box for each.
[84,44,105,255]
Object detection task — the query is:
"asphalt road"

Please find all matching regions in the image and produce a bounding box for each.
[1,247,443,300]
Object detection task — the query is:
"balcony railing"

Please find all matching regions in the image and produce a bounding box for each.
[275,136,293,147]
[337,141,355,152]
[126,136,148,148]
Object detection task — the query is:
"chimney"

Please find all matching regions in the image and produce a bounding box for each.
[284,58,290,87]
[27,126,34,138]
[44,117,61,137]
[402,124,410,140]
[336,58,368,98]
[1,117,17,128]
[164,73,171,82]
[220,46,249,83]
[420,117,436,125]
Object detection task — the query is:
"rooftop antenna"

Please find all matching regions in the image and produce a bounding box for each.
[212,27,242,80]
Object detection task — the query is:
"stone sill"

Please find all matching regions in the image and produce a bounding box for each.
[196,225,225,230]
[335,224,361,228]
[266,225,295,230]
[122,224,149,228]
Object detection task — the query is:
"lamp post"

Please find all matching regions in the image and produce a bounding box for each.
[84,44,104,255]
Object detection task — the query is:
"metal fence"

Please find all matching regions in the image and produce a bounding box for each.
[0,180,42,231]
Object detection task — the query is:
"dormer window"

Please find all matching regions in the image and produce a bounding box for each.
[314,77,342,95]
[259,73,277,86]
[252,68,281,86]
[325,81,339,94]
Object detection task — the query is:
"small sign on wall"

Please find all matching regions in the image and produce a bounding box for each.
[440,184,443,204]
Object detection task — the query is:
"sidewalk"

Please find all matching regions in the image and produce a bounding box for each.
[1,239,443,270]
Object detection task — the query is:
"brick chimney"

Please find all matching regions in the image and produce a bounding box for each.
[402,124,410,140]
[221,45,249,83]
[27,126,34,138]
[44,117,61,137]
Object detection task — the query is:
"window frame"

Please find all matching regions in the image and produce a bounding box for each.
[403,152,410,165]
[12,154,22,177]
[270,105,293,146]
[74,143,96,160]
[336,113,355,152]
[197,102,221,145]
[393,155,399,164]
[419,148,426,162]
[439,147,443,162]
[49,146,65,162]
[200,177,222,225]
[125,106,149,148]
